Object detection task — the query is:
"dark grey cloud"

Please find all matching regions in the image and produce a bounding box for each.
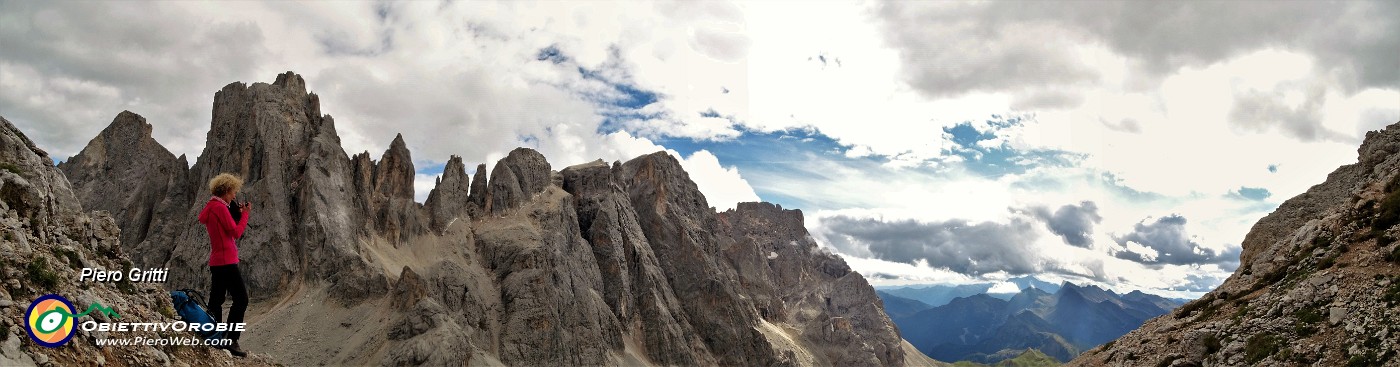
[1229,85,1347,142]
[0,1,272,160]
[875,1,1399,137]
[1171,273,1228,293]
[1113,215,1240,267]
[816,215,1042,275]
[873,2,1099,97]
[877,1,1398,92]
[1030,201,1101,248]
[1010,89,1086,110]
[0,1,687,174]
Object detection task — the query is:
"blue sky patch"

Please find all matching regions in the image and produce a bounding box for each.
[942,117,1081,178]
[1233,186,1272,201]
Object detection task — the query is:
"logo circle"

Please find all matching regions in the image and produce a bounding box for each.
[24,294,76,348]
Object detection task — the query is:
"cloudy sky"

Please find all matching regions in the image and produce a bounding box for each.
[2,1,1397,297]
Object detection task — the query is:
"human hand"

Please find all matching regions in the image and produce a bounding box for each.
[240,201,251,213]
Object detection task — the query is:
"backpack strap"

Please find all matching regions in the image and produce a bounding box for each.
[176,288,206,307]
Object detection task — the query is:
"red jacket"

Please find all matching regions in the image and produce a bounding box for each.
[198,197,248,266]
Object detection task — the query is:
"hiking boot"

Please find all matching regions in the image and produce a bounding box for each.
[225,340,247,357]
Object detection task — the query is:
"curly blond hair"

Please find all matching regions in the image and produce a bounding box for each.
[209,173,244,196]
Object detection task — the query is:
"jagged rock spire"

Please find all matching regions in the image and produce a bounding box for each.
[374,133,415,200]
[468,163,488,209]
[425,154,475,230]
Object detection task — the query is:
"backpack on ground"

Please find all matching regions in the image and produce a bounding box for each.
[169,288,226,341]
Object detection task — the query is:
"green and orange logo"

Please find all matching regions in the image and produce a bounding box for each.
[24,294,120,348]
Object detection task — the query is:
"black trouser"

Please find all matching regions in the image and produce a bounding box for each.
[208,264,247,342]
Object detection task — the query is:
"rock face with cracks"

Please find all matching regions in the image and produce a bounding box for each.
[1,116,276,366]
[46,72,929,366]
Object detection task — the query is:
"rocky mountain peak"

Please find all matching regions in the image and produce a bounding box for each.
[58,111,186,248]
[41,72,929,367]
[60,111,174,168]
[441,155,469,185]
[1,116,271,365]
[486,147,551,214]
[621,151,713,216]
[424,155,476,231]
[373,133,415,200]
[560,159,611,196]
[107,110,154,137]
[272,71,308,95]
[468,162,488,209]
[1072,120,1400,367]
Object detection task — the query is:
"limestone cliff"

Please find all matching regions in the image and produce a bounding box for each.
[50,72,931,366]
[1,116,274,366]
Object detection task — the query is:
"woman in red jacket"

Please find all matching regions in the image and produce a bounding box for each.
[198,173,251,357]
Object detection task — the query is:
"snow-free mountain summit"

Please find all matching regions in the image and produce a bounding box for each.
[41,72,935,366]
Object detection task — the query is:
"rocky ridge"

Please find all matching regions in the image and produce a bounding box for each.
[0,116,275,366]
[1070,121,1400,367]
[48,72,933,366]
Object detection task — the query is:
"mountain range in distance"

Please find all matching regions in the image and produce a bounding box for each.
[878,279,1183,364]
[876,276,1063,309]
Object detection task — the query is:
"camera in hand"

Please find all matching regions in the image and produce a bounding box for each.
[228,199,244,221]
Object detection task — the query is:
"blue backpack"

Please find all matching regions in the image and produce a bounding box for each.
[170,289,225,340]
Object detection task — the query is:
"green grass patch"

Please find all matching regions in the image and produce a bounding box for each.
[1281,268,1314,290]
[115,259,137,295]
[1244,334,1280,364]
[950,349,1060,367]
[0,162,20,175]
[1312,233,1333,248]
[1317,253,1338,269]
[1384,278,1400,306]
[53,247,82,269]
[158,304,176,320]
[1232,305,1251,325]
[1293,306,1324,336]
[1174,297,1212,319]
[1346,351,1381,367]
[994,349,1059,367]
[1373,183,1400,232]
[1204,334,1222,355]
[26,257,61,291]
[1295,307,1324,324]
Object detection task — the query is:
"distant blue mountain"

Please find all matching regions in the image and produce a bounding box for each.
[882,281,1183,364]
[1007,275,1061,294]
[875,290,935,319]
[876,276,1062,307]
[879,283,994,307]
